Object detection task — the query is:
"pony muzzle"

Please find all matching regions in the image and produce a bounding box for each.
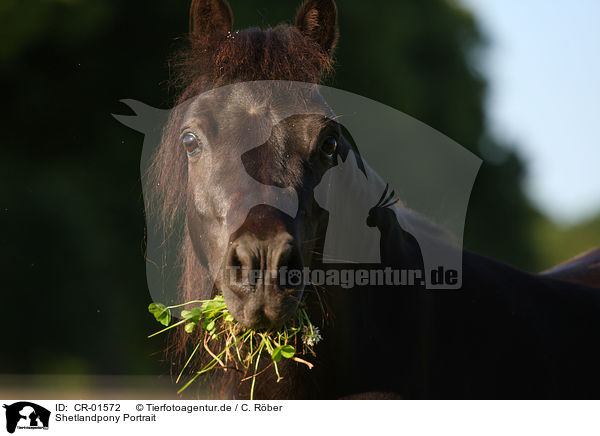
[220,231,305,329]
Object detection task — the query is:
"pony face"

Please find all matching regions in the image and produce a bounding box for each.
[179,83,348,328]
[158,0,341,329]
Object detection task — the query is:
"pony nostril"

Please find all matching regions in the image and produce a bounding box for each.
[234,244,255,269]
[276,243,303,289]
[287,248,303,272]
[226,235,303,293]
[276,243,293,267]
[231,246,243,268]
[227,243,255,285]
[230,248,243,282]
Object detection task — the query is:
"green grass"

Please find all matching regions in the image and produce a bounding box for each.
[148,296,322,399]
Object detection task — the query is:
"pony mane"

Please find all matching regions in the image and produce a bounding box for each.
[172,25,334,100]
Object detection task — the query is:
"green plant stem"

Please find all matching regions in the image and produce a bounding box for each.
[176,340,202,383]
[147,319,186,338]
[166,300,208,310]
[250,338,265,400]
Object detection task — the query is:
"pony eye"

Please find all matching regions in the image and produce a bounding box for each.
[321,136,338,157]
[182,133,202,156]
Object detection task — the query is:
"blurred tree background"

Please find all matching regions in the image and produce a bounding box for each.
[1,0,598,378]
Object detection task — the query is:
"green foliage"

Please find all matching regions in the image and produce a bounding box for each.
[532,214,600,271]
[0,0,111,62]
[271,344,295,363]
[181,307,203,323]
[148,303,171,326]
[147,295,320,399]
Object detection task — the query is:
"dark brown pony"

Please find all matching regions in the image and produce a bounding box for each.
[147,0,600,399]
[149,0,342,398]
[541,248,600,288]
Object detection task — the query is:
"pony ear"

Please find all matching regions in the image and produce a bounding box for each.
[295,0,338,54]
[189,0,233,41]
